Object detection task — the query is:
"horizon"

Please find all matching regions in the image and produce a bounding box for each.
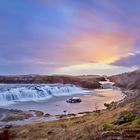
[0,0,140,75]
[0,68,137,77]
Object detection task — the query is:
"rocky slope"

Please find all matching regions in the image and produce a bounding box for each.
[109,69,140,90]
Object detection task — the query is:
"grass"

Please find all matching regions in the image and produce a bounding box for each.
[130,115,140,128]
[121,112,136,122]
[102,122,115,131]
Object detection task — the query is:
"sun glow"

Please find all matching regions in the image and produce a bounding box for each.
[98,56,119,64]
[58,31,135,67]
[57,62,137,75]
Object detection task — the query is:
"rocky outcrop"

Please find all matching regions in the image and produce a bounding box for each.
[109,69,140,90]
[0,109,45,122]
[0,109,33,122]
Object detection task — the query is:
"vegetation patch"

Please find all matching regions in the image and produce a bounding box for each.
[114,112,140,126]
[131,116,140,128]
[102,122,115,131]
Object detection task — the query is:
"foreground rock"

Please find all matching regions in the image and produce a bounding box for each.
[0,109,45,122]
[0,109,33,122]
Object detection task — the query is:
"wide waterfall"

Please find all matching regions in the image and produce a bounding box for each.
[0,84,88,105]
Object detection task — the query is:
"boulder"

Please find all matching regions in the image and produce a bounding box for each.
[66,97,82,103]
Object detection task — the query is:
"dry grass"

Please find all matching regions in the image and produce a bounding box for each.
[3,101,134,140]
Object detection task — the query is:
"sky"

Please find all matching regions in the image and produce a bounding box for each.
[0,0,140,75]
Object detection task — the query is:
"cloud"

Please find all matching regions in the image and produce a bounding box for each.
[111,52,140,67]
[0,0,140,74]
[54,31,135,65]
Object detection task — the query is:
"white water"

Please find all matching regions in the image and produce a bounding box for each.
[99,79,114,89]
[0,84,88,106]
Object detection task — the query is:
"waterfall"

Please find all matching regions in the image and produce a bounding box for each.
[99,80,114,89]
[0,84,88,105]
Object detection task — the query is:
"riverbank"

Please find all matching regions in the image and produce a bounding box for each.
[0,86,124,128]
[1,89,139,140]
[0,75,105,89]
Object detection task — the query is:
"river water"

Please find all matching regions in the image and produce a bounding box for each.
[0,80,125,128]
[0,80,125,115]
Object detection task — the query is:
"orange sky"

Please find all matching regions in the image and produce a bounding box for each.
[55,31,135,65]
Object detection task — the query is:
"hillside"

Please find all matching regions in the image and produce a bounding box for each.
[109,69,140,90]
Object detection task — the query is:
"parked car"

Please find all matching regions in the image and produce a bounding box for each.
[66,97,82,103]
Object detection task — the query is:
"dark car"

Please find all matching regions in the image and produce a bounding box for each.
[66,97,82,103]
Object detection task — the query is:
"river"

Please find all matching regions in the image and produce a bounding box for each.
[0,80,125,127]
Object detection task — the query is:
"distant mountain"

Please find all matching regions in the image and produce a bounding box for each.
[109,69,140,90]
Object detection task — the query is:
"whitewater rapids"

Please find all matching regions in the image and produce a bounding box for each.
[0,84,88,106]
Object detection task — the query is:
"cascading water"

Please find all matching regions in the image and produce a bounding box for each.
[0,84,88,106]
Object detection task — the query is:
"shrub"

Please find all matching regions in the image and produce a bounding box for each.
[122,112,136,122]
[102,123,114,131]
[114,112,140,125]
[104,101,115,110]
[132,116,140,127]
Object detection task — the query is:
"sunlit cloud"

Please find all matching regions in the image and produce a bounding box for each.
[54,31,135,65]
[0,0,140,75]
